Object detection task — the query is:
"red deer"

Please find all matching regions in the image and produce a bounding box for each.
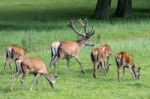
[91,44,112,78]
[50,18,95,78]
[100,44,112,67]
[11,56,56,91]
[4,44,25,71]
[115,51,141,81]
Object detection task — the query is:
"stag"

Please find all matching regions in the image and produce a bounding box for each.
[11,56,56,91]
[115,51,141,81]
[4,44,25,71]
[91,44,112,78]
[50,18,95,78]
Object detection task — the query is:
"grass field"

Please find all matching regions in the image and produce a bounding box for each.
[0,0,150,99]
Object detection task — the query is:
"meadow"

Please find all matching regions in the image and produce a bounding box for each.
[0,0,150,99]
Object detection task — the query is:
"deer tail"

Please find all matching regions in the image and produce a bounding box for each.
[51,42,60,59]
[115,56,120,68]
[6,47,13,59]
[91,50,98,62]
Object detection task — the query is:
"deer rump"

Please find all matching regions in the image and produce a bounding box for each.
[51,41,79,59]
[6,47,14,59]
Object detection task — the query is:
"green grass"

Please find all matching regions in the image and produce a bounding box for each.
[0,0,150,99]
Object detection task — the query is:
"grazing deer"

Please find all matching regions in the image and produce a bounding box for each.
[4,44,25,71]
[50,18,95,78]
[11,56,56,91]
[100,44,112,67]
[91,44,112,78]
[115,51,141,81]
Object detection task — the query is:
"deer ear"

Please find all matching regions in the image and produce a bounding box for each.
[138,67,141,70]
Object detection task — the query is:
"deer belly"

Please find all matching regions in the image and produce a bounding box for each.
[63,54,74,59]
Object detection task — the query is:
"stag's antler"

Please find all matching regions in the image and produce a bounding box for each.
[79,18,95,37]
[68,19,85,37]
[86,26,95,37]
[78,18,88,33]
[68,18,95,37]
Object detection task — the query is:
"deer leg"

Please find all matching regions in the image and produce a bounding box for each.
[54,62,58,78]
[20,71,29,90]
[53,55,63,78]
[117,67,121,82]
[51,56,60,78]
[98,63,102,73]
[4,54,10,70]
[49,55,57,68]
[15,61,19,73]
[129,66,135,80]
[11,68,22,91]
[4,59,12,71]
[49,57,53,68]
[104,59,109,73]
[8,61,12,70]
[102,61,107,76]
[33,74,39,85]
[30,73,41,91]
[123,67,125,80]
[93,62,99,78]
[107,57,109,66]
[74,56,85,74]
[115,57,121,81]
[4,60,9,75]
[4,61,7,71]
[67,58,71,73]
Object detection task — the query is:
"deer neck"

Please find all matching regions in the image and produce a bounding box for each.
[131,65,137,76]
[76,39,86,48]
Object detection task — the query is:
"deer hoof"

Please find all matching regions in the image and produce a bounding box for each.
[93,74,97,79]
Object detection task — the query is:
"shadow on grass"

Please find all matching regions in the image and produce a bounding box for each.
[134,8,150,16]
[0,87,12,93]
[74,68,117,81]
[0,7,149,31]
[125,82,150,89]
[0,23,64,31]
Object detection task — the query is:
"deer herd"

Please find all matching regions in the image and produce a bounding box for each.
[3,18,141,91]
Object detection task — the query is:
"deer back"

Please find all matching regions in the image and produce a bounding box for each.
[101,44,112,57]
[59,41,80,57]
[116,51,134,66]
[21,57,48,74]
[11,45,24,57]
[91,47,106,62]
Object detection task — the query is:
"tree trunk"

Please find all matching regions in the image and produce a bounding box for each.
[115,0,132,17]
[93,0,111,19]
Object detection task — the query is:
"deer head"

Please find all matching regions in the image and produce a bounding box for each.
[133,66,141,80]
[68,18,95,46]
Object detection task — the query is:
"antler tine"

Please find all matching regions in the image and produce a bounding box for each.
[78,18,88,33]
[78,18,84,27]
[68,19,85,37]
[84,18,88,26]
[86,26,95,37]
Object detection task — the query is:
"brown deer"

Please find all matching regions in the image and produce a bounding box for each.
[115,51,141,81]
[11,56,56,91]
[100,44,112,67]
[91,44,112,78]
[4,44,25,71]
[50,18,95,78]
